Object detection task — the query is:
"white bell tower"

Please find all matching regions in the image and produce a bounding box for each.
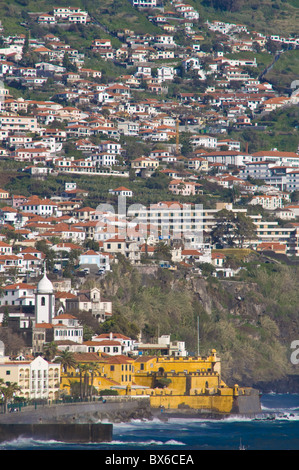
[35,263,55,324]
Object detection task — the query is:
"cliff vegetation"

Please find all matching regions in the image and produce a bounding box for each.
[87,255,299,390]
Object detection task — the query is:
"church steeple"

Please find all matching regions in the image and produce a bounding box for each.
[35,263,55,324]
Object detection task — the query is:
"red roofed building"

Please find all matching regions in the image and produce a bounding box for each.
[83,339,123,355]
[20,195,60,217]
[109,187,133,197]
[257,242,287,254]
[32,314,84,355]
[92,332,136,354]
[0,282,36,307]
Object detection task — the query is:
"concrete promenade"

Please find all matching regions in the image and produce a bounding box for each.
[0,396,152,424]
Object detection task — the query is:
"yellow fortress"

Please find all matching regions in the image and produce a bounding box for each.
[60,349,261,416]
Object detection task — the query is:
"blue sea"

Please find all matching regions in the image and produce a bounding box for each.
[0,393,298,452]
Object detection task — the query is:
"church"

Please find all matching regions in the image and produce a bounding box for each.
[32,265,83,355]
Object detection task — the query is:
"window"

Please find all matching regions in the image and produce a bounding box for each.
[41,297,46,306]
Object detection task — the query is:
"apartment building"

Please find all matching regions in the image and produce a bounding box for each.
[200,150,251,167]
[240,161,273,180]
[249,194,285,210]
[250,214,299,256]
[0,114,39,133]
[127,201,204,241]
[0,355,60,401]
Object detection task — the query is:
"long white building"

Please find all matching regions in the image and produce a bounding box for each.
[0,354,60,401]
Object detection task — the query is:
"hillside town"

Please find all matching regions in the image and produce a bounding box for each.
[0,0,299,404]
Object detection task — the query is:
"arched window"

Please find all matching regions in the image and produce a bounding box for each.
[41,297,46,306]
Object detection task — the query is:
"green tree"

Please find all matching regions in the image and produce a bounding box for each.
[210,209,256,248]
[43,341,58,362]
[55,349,77,374]
[35,240,56,271]
[154,242,171,260]
[87,362,102,399]
[22,31,29,55]
[2,307,9,327]
[77,363,86,399]
[181,135,193,156]
[234,212,256,247]
[154,376,172,389]
[62,52,77,72]
[0,381,22,413]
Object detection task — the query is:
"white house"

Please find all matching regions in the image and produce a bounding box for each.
[109,187,133,197]
[83,339,123,355]
[0,206,19,225]
[157,66,175,82]
[98,141,122,154]
[92,332,136,355]
[190,134,217,149]
[130,0,157,7]
[20,196,60,217]
[91,153,119,166]
[52,313,84,344]
[0,282,36,308]
[0,241,12,255]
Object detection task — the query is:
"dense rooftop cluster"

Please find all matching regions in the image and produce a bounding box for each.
[0,0,298,399]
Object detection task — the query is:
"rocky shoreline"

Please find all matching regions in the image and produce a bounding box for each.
[253,375,299,394]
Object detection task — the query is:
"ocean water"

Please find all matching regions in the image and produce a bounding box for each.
[0,393,298,452]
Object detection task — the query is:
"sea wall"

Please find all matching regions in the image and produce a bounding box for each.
[150,388,261,416]
[0,423,112,443]
[0,397,152,425]
[150,394,234,413]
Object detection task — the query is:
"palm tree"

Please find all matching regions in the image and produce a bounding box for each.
[82,364,91,399]
[43,341,58,362]
[87,363,102,399]
[54,349,77,374]
[77,363,88,399]
[0,381,22,413]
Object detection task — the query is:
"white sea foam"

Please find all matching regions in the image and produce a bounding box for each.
[105,439,164,446]
[0,437,65,448]
[165,439,185,446]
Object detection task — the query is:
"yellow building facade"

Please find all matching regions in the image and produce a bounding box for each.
[59,349,257,414]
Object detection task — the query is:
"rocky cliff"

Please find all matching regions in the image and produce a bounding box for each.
[96,260,299,392]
